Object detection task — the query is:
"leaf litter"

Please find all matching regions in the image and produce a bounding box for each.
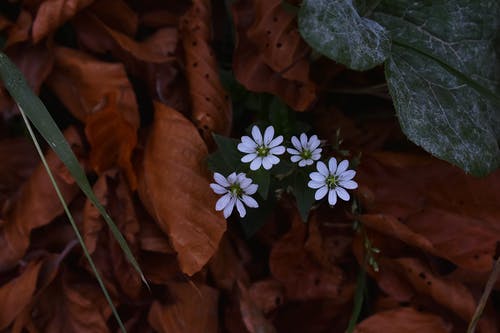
[0,0,498,332]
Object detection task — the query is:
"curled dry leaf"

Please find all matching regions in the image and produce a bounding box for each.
[0,260,43,330]
[248,278,284,314]
[0,138,37,206]
[32,271,112,332]
[138,102,226,276]
[84,93,138,189]
[4,11,32,47]
[0,127,83,271]
[358,152,500,272]
[237,281,277,333]
[31,0,94,43]
[354,307,451,333]
[232,0,316,111]
[148,282,218,333]
[83,170,141,299]
[180,0,232,145]
[269,209,344,300]
[87,0,138,36]
[47,46,139,126]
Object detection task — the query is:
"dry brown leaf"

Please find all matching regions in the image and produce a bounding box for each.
[269,209,344,300]
[248,279,284,314]
[32,271,112,332]
[0,127,83,271]
[354,307,451,333]
[5,11,32,46]
[238,281,276,333]
[0,260,42,330]
[148,282,218,333]
[180,0,232,145]
[84,93,138,189]
[87,0,138,36]
[138,102,226,276]
[0,138,37,207]
[83,170,141,299]
[31,0,94,42]
[47,46,139,126]
[232,0,316,111]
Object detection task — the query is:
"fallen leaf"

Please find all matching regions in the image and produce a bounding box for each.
[0,127,83,271]
[32,270,112,332]
[0,260,43,330]
[180,0,232,145]
[232,0,316,111]
[83,170,141,299]
[87,0,138,36]
[248,279,284,314]
[148,282,218,333]
[269,208,344,300]
[47,46,139,127]
[0,137,37,207]
[238,281,276,333]
[31,0,94,43]
[138,102,226,276]
[354,307,451,333]
[84,93,138,189]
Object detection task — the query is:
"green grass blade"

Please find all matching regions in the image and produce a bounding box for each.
[346,265,366,332]
[19,107,127,333]
[0,51,148,288]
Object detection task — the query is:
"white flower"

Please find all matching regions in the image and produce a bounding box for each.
[308,158,358,206]
[237,125,285,170]
[287,133,322,167]
[210,172,259,218]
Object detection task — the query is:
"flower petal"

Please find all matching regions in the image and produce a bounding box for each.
[311,151,322,160]
[339,170,356,181]
[305,159,314,166]
[251,126,263,145]
[309,135,320,150]
[328,189,337,206]
[339,180,358,189]
[266,155,280,165]
[314,186,328,200]
[227,172,237,183]
[241,153,257,163]
[239,176,252,189]
[336,160,349,174]
[263,126,274,145]
[262,156,272,170]
[308,180,325,189]
[245,184,258,195]
[269,146,285,155]
[287,148,300,155]
[223,197,236,218]
[250,157,262,170]
[291,155,302,163]
[241,136,257,148]
[300,133,308,147]
[309,172,324,182]
[328,157,338,174]
[238,142,256,154]
[213,172,229,187]
[335,186,350,201]
[298,160,307,167]
[210,183,227,195]
[268,135,283,148]
[291,136,301,150]
[216,193,232,211]
[317,161,329,177]
[242,194,259,208]
[236,199,246,217]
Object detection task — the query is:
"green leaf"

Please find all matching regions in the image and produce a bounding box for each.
[292,170,316,222]
[240,196,275,237]
[374,0,500,176]
[0,52,148,288]
[208,134,242,175]
[248,168,271,199]
[298,0,391,71]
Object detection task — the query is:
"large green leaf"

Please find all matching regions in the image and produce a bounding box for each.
[298,0,390,71]
[373,0,500,176]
